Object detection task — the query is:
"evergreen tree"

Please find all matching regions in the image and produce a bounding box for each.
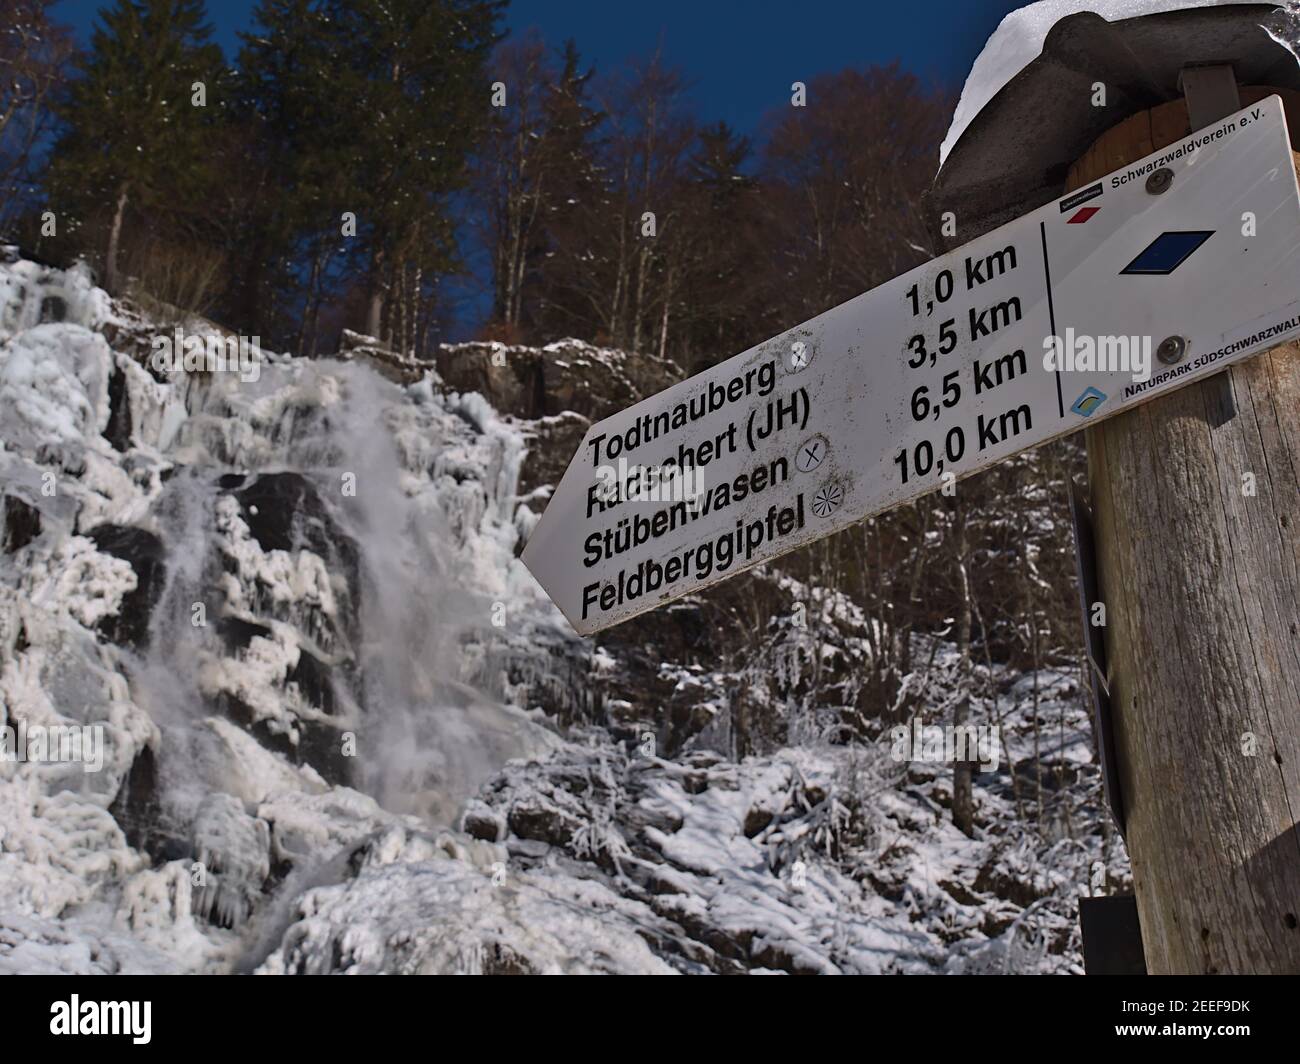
[46,0,223,292]
[322,0,504,342]
[234,0,502,353]
[540,40,605,208]
[689,123,752,196]
[525,40,606,341]
[679,121,760,370]
[234,0,343,348]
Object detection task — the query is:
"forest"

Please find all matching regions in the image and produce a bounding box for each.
[3,1,952,365]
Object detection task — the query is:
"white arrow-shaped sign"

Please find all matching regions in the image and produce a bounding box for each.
[523,95,1300,635]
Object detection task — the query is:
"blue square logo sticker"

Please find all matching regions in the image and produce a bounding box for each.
[1071,387,1107,416]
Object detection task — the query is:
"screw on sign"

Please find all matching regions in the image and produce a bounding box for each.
[522,96,1300,636]
[1146,166,1174,194]
[1156,335,1186,365]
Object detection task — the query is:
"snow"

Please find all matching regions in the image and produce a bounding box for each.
[0,910,180,975]
[0,324,113,450]
[26,535,138,629]
[440,729,1101,974]
[941,0,1277,166]
[0,259,112,337]
[0,257,1123,974]
[258,825,675,975]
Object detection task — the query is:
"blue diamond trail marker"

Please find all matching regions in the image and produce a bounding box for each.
[524,96,1300,635]
[1120,230,1215,274]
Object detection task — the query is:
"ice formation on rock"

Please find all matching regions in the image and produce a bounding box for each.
[0,259,1120,974]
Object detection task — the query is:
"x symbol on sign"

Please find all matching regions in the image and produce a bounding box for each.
[790,342,808,368]
[796,435,827,473]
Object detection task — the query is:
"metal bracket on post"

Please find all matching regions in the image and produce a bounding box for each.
[1079,895,1148,975]
[1178,64,1241,130]
[1068,478,1125,836]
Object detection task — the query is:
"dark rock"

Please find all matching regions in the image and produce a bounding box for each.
[39,294,66,323]
[750,939,826,975]
[973,859,1044,909]
[215,615,273,653]
[231,473,361,633]
[642,869,687,895]
[623,802,683,836]
[85,524,166,650]
[462,807,505,843]
[435,341,683,422]
[435,345,542,418]
[216,692,352,788]
[109,745,190,863]
[235,473,336,556]
[517,411,588,505]
[104,364,132,452]
[479,943,536,975]
[2,495,42,553]
[507,802,575,847]
[645,896,754,968]
[682,772,709,795]
[288,646,336,716]
[939,878,983,907]
[743,806,774,838]
[338,331,428,385]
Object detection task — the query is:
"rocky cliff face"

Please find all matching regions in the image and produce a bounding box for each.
[0,259,1123,974]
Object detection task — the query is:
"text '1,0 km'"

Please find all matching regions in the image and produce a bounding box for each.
[523,95,1300,635]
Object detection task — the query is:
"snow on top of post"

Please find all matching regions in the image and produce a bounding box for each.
[940,0,1279,166]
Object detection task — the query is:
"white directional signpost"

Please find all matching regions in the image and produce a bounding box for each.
[523,95,1300,635]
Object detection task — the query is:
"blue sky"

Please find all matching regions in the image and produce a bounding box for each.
[52,0,1023,133]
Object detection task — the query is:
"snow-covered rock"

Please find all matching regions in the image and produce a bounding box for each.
[0,258,1124,974]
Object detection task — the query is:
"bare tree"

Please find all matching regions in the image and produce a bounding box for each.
[756,65,951,335]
